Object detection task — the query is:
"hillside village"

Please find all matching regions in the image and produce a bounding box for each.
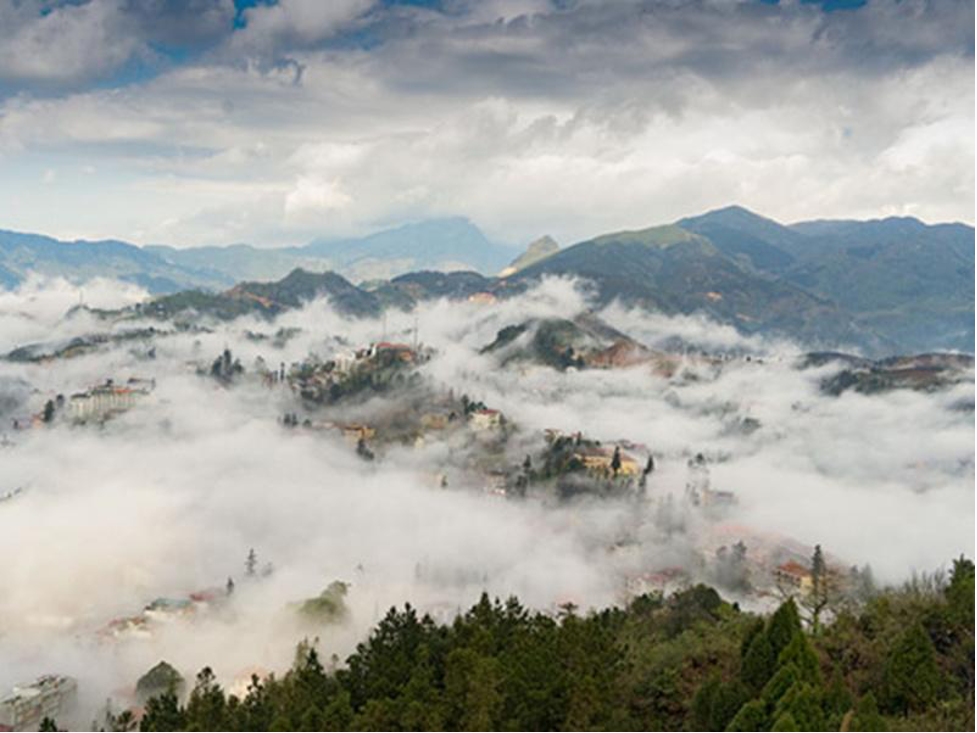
[0,277,971,731]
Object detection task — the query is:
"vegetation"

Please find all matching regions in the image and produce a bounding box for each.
[120,557,975,731]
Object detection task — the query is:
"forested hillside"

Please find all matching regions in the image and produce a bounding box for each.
[81,557,974,732]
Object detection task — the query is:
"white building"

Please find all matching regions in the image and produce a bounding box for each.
[0,675,77,731]
[69,378,154,422]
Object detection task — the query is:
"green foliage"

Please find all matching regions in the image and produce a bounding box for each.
[849,692,886,732]
[766,599,802,660]
[727,699,768,731]
[129,557,975,732]
[776,634,821,687]
[741,628,776,694]
[770,711,798,731]
[882,622,943,715]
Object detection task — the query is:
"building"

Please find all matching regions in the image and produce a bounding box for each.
[0,675,77,731]
[625,567,689,598]
[574,445,640,477]
[340,424,376,445]
[373,342,416,362]
[774,561,813,594]
[68,378,154,423]
[469,408,503,431]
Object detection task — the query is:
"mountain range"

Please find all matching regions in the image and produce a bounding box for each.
[2,206,973,356]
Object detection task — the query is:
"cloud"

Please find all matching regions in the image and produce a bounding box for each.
[0,0,235,89]
[231,0,374,52]
[0,276,971,724]
[0,0,971,244]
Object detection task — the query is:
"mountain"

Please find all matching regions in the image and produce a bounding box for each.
[0,218,515,294]
[499,235,560,276]
[678,205,808,273]
[142,268,382,321]
[4,207,972,355]
[144,243,317,284]
[150,218,514,283]
[500,222,878,351]
[293,218,513,279]
[679,207,975,353]
[0,229,228,293]
[372,270,495,309]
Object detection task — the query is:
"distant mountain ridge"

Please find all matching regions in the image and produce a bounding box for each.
[0,218,516,294]
[2,206,973,355]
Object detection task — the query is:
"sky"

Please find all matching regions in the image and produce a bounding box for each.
[0,0,972,248]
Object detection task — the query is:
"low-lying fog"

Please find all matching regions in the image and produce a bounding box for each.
[0,275,972,722]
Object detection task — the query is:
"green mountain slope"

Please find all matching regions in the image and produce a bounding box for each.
[502,223,879,351]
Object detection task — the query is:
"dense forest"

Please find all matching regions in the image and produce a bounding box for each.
[75,557,973,732]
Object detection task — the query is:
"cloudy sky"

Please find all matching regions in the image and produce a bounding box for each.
[0,0,972,248]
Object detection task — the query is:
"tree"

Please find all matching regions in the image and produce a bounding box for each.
[610,446,621,475]
[767,598,803,659]
[356,437,375,461]
[776,633,821,686]
[643,454,655,475]
[741,628,776,693]
[771,711,799,731]
[882,622,943,714]
[140,690,185,731]
[802,544,837,633]
[849,692,887,732]
[183,667,227,730]
[727,700,768,731]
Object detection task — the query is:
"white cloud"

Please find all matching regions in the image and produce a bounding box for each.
[0,0,971,244]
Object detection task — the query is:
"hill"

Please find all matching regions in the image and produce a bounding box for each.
[292,218,513,279]
[501,223,878,351]
[0,230,228,293]
[124,558,975,732]
[679,207,975,352]
[142,269,382,321]
[498,235,560,276]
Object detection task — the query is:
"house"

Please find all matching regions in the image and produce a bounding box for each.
[774,561,813,594]
[68,378,155,422]
[625,567,689,598]
[373,342,416,363]
[573,444,640,477]
[341,424,376,445]
[0,675,77,731]
[467,292,497,305]
[469,408,503,431]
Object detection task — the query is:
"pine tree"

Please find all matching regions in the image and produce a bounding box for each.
[849,692,887,732]
[690,674,721,731]
[882,622,943,714]
[139,690,185,731]
[727,700,768,732]
[761,664,800,710]
[767,598,802,659]
[741,629,776,693]
[776,633,821,686]
[771,711,799,731]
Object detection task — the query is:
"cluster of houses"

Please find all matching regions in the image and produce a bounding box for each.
[0,675,77,732]
[98,587,227,642]
[282,341,426,404]
[8,377,156,431]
